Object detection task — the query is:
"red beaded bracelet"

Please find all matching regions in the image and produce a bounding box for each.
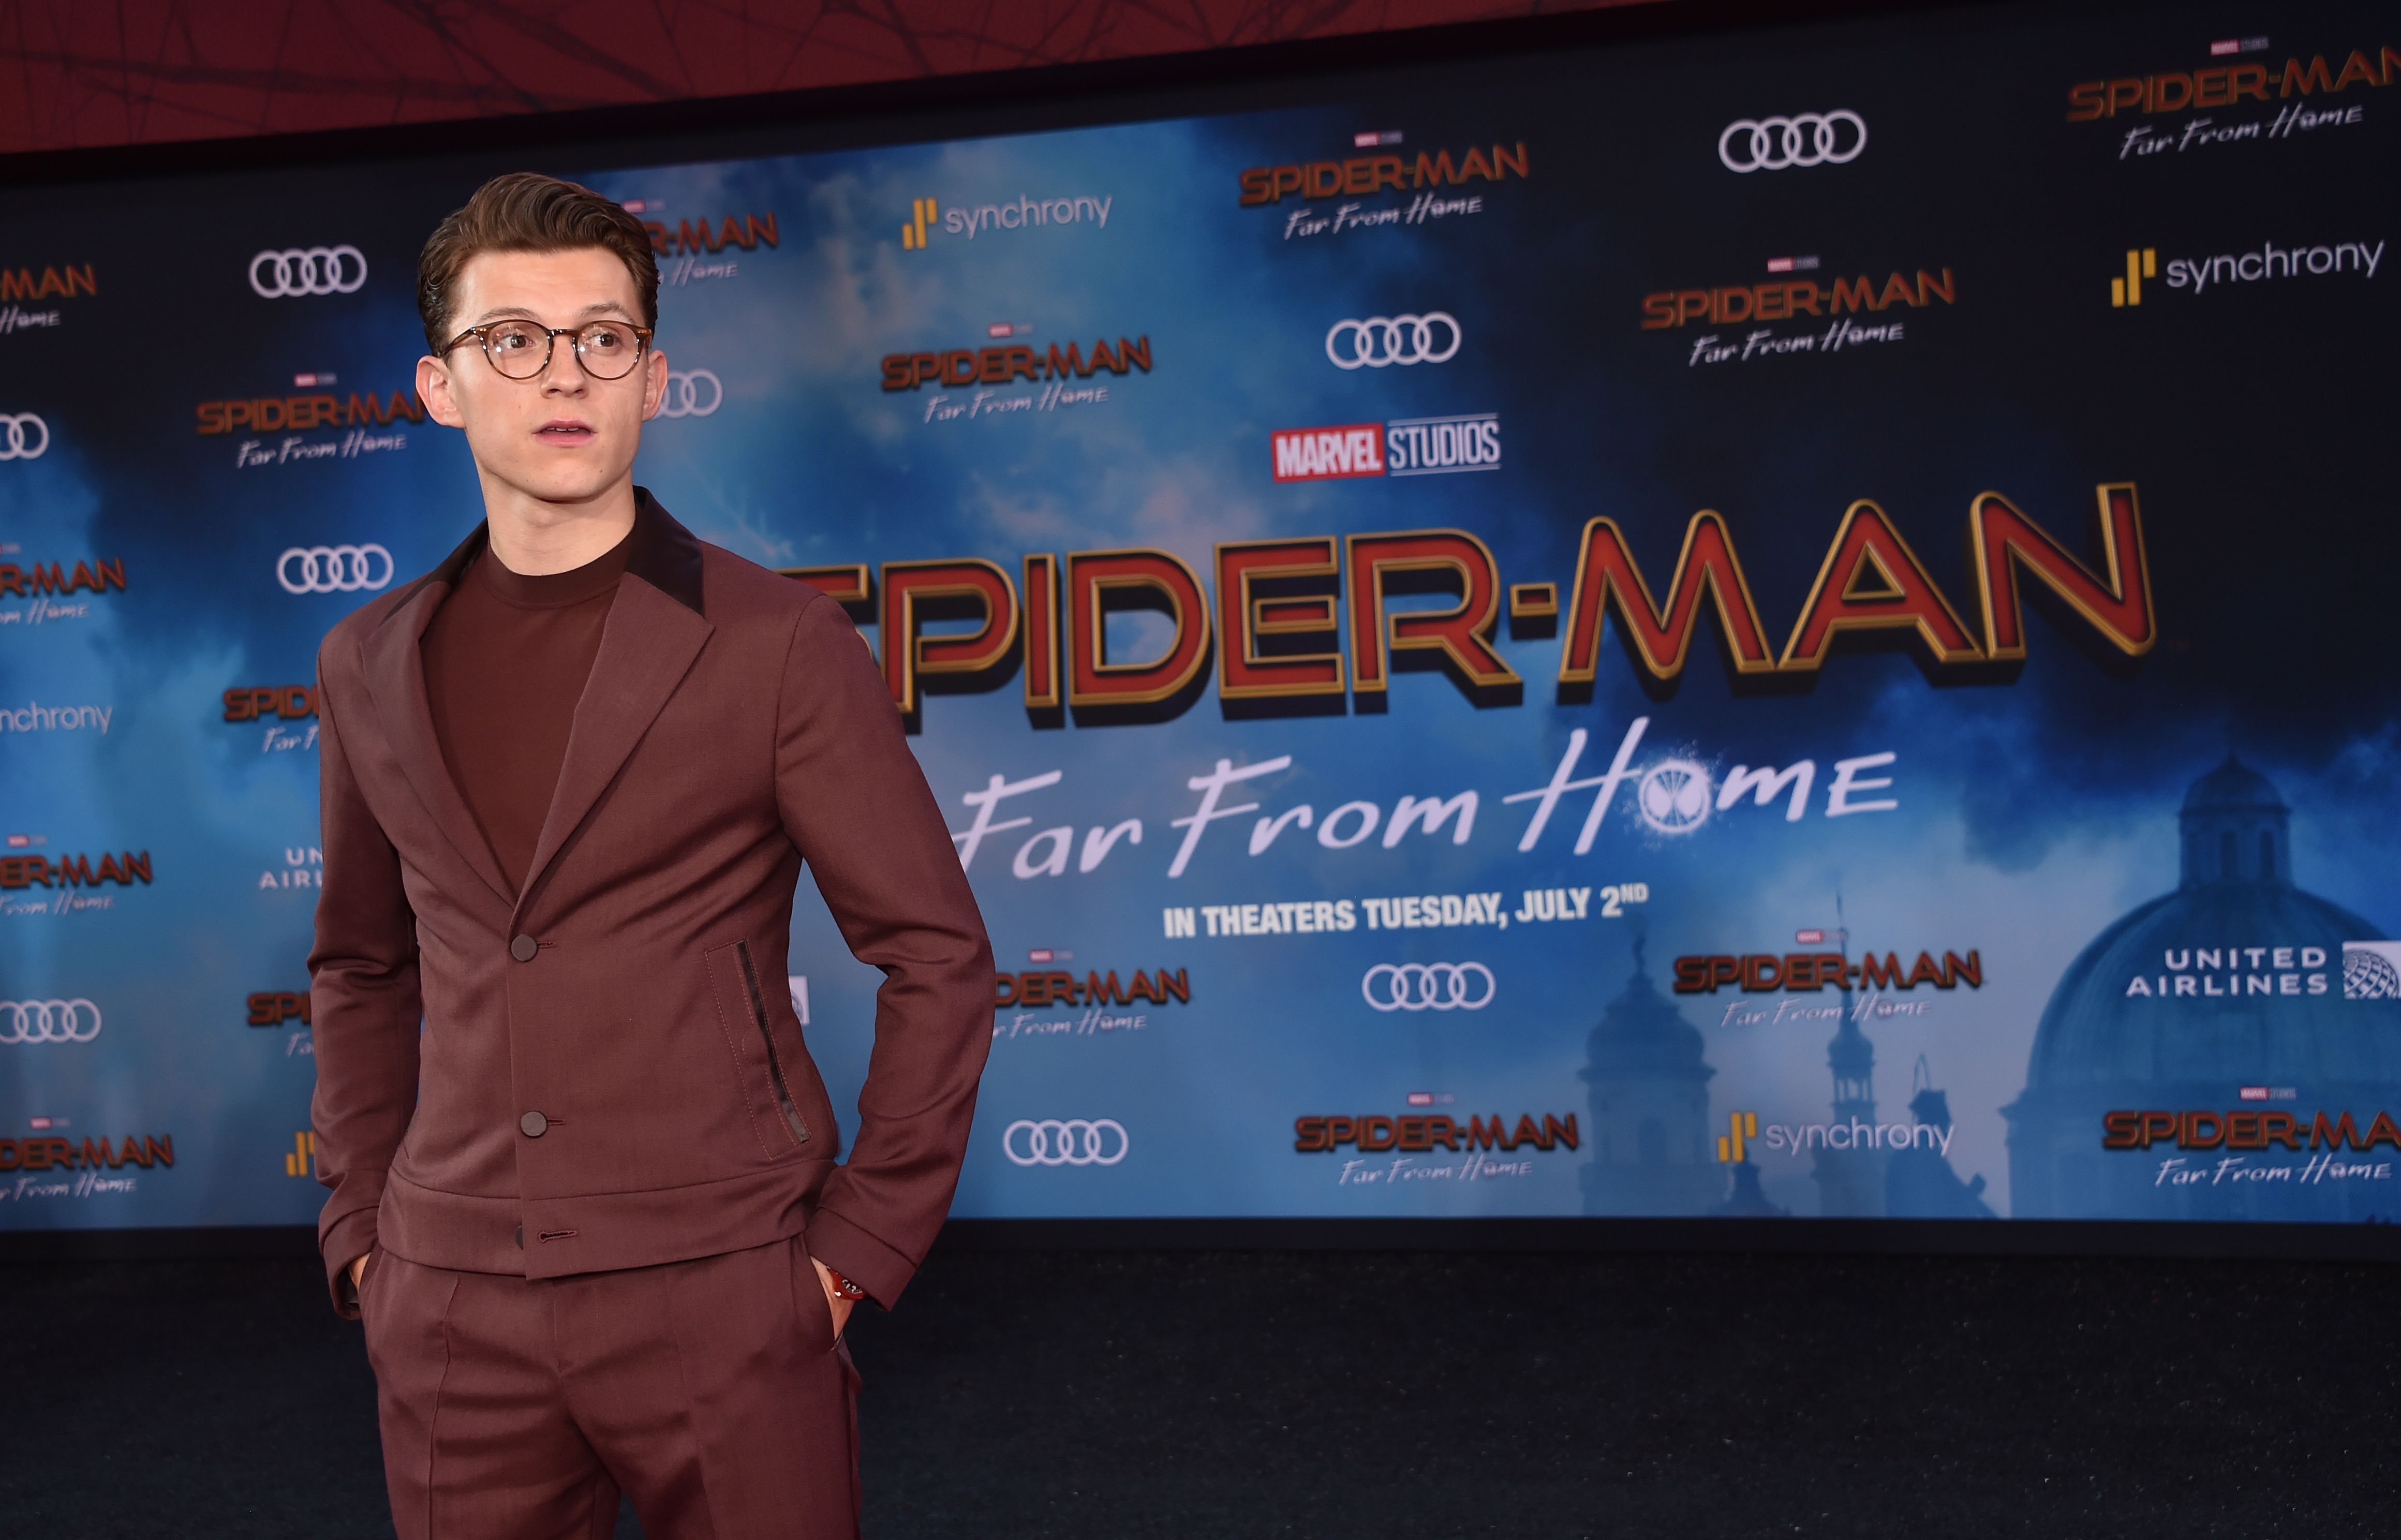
[825,1265,867,1302]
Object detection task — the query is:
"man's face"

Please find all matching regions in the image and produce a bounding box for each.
[417,247,667,509]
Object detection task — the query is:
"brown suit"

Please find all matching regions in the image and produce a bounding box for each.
[310,492,992,1537]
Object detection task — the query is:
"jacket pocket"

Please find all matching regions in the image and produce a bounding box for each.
[705,939,811,1159]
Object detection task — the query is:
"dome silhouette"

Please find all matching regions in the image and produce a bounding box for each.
[2005,756,2401,1221]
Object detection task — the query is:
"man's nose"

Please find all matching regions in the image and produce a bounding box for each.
[539,340,588,391]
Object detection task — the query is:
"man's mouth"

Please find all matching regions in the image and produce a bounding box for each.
[537,420,596,442]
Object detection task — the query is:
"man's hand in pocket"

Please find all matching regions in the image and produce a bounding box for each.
[809,1254,855,1339]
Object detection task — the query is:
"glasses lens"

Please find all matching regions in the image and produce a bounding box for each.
[484,322,551,378]
[576,323,642,379]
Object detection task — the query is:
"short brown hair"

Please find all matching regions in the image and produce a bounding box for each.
[417,172,660,353]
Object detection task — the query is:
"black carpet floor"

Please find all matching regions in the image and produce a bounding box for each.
[0,1248,2392,1537]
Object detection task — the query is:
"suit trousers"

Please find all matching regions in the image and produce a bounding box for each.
[361,1234,861,1539]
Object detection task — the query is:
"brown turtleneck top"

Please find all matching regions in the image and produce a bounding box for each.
[421,525,633,891]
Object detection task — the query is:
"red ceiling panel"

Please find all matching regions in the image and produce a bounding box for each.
[0,1,1638,155]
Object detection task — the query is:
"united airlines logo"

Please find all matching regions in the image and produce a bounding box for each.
[2345,942,2401,1000]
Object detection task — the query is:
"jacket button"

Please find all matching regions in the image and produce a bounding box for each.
[510,934,539,962]
[514,1224,524,1249]
[520,1111,548,1137]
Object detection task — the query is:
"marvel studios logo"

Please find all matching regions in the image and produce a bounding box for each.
[1270,413,1501,482]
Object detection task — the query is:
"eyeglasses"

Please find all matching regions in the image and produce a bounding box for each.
[442,319,655,381]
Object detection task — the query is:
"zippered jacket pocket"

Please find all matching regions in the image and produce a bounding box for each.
[705,938,812,1159]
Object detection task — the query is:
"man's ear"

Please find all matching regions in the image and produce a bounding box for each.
[418,353,465,429]
[639,345,669,423]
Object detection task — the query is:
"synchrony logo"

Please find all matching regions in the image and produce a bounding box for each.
[1717,1109,1955,1160]
[1270,414,1501,481]
[899,194,1111,249]
[0,701,110,735]
[2109,240,2383,305]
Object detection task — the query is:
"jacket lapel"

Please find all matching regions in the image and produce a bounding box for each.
[357,526,517,909]
[513,495,714,919]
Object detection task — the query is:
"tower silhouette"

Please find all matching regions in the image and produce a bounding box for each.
[1580,927,1723,1215]
[1810,895,1887,1217]
[1885,1055,1995,1218]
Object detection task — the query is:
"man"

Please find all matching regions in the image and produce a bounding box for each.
[309,172,993,1539]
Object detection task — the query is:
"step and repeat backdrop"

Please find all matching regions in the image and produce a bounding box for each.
[2,2,2396,1239]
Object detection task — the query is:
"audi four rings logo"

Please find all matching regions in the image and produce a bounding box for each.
[1325,313,1461,369]
[248,246,368,297]
[2,999,102,1044]
[1361,962,1495,1012]
[1,413,49,460]
[1718,112,1867,172]
[1003,1118,1130,1166]
[277,544,393,595]
[660,369,722,418]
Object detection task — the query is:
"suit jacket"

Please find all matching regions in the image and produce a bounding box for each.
[308,491,992,1315]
